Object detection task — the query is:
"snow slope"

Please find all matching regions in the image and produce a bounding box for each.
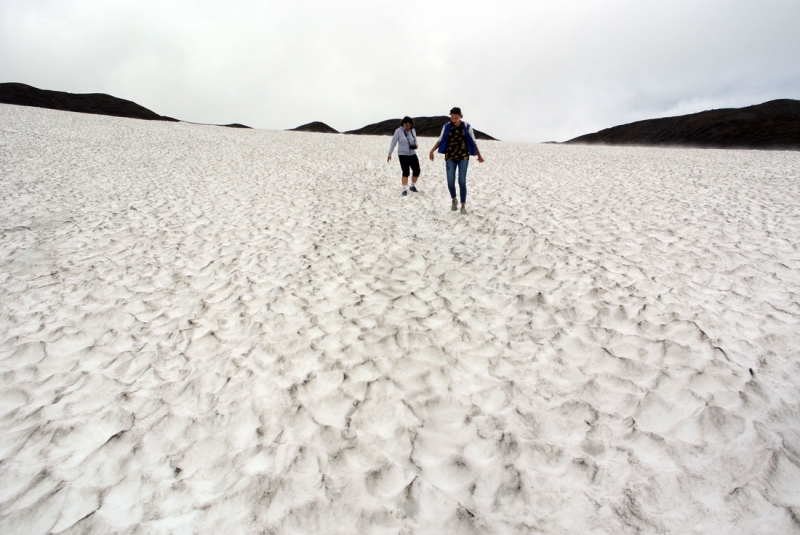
[1,104,799,534]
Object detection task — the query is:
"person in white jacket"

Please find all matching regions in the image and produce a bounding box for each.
[387,116,420,196]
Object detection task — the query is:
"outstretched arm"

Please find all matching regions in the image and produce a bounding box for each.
[467,125,485,163]
[430,124,446,160]
[387,131,399,161]
[429,142,440,161]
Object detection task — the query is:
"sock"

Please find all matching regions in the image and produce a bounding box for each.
[403,185,408,192]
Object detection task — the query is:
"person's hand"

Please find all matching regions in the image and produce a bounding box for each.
[429,151,435,161]
[478,155,485,163]
[387,156,391,162]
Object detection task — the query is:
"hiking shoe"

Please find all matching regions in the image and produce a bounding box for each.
[410,185,418,193]
[402,190,408,196]
[460,206,467,214]
[451,199,458,211]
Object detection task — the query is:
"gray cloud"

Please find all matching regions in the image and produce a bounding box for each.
[2,0,799,141]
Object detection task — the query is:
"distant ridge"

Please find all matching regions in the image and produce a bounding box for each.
[290,121,340,134]
[345,116,497,141]
[0,82,178,122]
[566,99,800,150]
[0,82,251,128]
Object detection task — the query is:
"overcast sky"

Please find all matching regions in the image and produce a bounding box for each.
[2,0,799,142]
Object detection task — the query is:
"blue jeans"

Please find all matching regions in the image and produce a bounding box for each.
[446,159,469,204]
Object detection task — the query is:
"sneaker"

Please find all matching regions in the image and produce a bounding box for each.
[410,185,418,193]
[460,206,467,214]
[451,199,458,211]
[402,190,408,196]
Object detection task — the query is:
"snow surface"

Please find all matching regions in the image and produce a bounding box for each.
[1,104,800,534]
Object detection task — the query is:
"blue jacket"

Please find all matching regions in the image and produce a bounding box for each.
[437,121,478,156]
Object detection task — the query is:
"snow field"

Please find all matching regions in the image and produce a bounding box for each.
[1,104,800,534]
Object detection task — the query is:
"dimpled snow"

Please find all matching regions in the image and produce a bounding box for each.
[1,104,800,534]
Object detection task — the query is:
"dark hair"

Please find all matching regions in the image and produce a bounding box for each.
[401,116,414,126]
[450,107,462,115]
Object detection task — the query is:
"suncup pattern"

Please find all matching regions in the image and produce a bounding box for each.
[1,104,800,534]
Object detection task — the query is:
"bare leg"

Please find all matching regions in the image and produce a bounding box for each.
[402,176,409,186]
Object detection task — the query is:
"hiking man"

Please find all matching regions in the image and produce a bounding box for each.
[428,107,484,214]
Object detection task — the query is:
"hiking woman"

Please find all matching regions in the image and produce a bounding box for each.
[387,116,420,196]
[429,107,484,213]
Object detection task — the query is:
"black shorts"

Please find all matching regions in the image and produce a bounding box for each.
[398,154,421,177]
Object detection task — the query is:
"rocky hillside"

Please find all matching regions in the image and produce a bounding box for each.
[0,82,251,128]
[567,100,800,150]
[0,82,178,122]
[345,116,497,140]
[289,121,340,134]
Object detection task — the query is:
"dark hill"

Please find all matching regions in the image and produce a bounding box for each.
[346,116,497,140]
[566,99,800,150]
[0,82,253,128]
[0,82,179,122]
[290,121,340,134]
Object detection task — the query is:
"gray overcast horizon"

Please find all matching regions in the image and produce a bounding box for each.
[2,0,799,142]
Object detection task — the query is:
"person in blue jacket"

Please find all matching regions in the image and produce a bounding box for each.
[387,116,420,196]
[429,107,485,214]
